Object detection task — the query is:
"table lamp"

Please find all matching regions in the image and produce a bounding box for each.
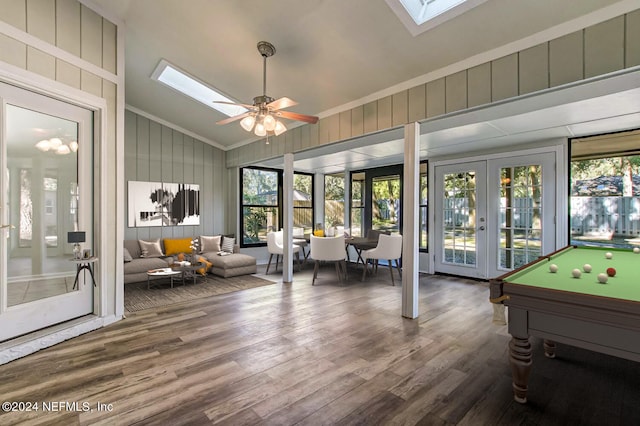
[68,231,85,259]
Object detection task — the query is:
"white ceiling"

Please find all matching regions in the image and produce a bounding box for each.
[86,0,640,172]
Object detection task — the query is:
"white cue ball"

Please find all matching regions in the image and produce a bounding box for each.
[597,273,608,284]
[605,252,613,259]
[583,264,592,273]
[634,247,640,254]
[549,264,558,273]
[571,268,582,278]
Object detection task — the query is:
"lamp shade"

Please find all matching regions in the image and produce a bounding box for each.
[67,231,86,243]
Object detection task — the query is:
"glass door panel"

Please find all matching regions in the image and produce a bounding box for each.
[1,81,93,342]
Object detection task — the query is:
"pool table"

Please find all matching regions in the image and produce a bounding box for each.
[489,245,640,403]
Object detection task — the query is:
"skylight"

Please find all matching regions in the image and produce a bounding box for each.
[386,0,487,36]
[151,60,247,117]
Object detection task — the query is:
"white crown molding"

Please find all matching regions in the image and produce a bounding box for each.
[125,104,226,151]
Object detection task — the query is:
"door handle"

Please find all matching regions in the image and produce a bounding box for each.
[479,226,485,231]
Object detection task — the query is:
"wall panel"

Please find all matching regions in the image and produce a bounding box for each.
[585,16,625,78]
[26,0,55,43]
[445,70,467,113]
[80,5,102,67]
[377,95,392,130]
[467,63,491,108]
[519,43,549,95]
[56,59,81,88]
[340,110,352,140]
[351,105,364,137]
[491,54,518,101]
[549,31,584,87]
[626,10,640,67]
[408,84,426,123]
[26,47,55,79]
[56,0,81,56]
[392,90,408,126]
[363,101,377,134]
[426,78,445,118]
[0,34,27,68]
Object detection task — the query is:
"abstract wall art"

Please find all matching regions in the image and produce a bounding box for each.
[128,181,200,227]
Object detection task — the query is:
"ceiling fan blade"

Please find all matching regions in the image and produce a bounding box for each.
[277,110,319,124]
[267,97,298,110]
[213,100,256,109]
[216,112,251,125]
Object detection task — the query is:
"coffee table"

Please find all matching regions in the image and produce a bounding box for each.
[146,268,181,289]
[171,262,205,285]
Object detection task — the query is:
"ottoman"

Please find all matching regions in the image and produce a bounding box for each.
[205,252,257,278]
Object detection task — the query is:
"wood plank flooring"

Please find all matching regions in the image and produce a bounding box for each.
[1,265,639,425]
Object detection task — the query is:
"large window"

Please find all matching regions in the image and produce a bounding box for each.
[325,174,344,230]
[570,130,640,248]
[240,167,314,246]
[420,162,428,251]
[350,172,365,237]
[294,173,314,235]
[241,167,280,246]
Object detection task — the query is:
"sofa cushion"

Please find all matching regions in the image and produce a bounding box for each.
[200,235,221,253]
[164,237,192,256]
[124,239,142,259]
[221,236,235,253]
[207,252,255,269]
[123,257,170,275]
[194,255,212,275]
[139,239,165,257]
[123,247,133,263]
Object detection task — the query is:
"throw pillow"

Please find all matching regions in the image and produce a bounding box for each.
[221,236,235,253]
[139,239,164,258]
[123,247,133,263]
[196,256,212,276]
[200,235,221,253]
[164,237,193,256]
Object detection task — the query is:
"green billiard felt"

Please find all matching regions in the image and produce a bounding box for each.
[504,246,640,302]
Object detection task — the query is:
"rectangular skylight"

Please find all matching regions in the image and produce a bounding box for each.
[151,59,247,117]
[386,0,487,36]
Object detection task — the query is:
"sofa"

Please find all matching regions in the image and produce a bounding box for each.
[123,237,257,284]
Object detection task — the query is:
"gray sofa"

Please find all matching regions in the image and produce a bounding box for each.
[124,238,257,284]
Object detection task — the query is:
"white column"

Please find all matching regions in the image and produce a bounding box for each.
[283,153,294,283]
[402,122,420,319]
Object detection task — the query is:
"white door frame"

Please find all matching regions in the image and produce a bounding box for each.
[429,144,567,279]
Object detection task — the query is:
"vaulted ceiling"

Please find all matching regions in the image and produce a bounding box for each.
[87,0,634,156]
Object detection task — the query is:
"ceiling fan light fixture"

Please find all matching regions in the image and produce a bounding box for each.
[254,122,267,137]
[69,141,79,152]
[263,114,276,132]
[49,138,63,149]
[35,139,51,151]
[55,144,71,155]
[273,120,287,136]
[240,115,256,132]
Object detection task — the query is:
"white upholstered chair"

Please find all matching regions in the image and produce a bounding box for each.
[310,235,347,285]
[361,233,403,285]
[266,230,302,274]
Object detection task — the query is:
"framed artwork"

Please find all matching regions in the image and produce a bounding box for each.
[128,181,200,227]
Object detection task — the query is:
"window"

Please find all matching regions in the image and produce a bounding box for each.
[350,172,365,237]
[570,130,640,248]
[385,0,487,36]
[420,162,428,251]
[240,167,315,246]
[241,167,280,246]
[325,174,344,229]
[294,173,314,235]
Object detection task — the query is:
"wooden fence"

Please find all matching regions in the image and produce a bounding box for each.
[571,196,640,237]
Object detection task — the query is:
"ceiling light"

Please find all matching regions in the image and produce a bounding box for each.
[240,115,256,132]
[49,138,62,149]
[263,114,276,132]
[273,120,287,136]
[254,122,267,137]
[55,145,71,155]
[35,140,51,151]
[69,141,79,152]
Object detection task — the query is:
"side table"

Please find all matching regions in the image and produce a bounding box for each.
[171,262,205,285]
[70,256,98,289]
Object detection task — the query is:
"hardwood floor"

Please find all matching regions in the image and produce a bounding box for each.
[1,265,639,425]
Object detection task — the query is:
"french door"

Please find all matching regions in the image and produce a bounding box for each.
[434,153,556,279]
[0,81,93,342]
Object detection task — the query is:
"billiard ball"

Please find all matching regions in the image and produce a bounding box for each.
[549,264,558,273]
[583,264,592,273]
[634,247,640,254]
[606,267,616,277]
[605,252,613,259]
[571,268,581,278]
[597,273,608,284]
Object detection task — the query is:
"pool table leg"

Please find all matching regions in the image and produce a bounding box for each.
[509,336,532,404]
[543,339,556,358]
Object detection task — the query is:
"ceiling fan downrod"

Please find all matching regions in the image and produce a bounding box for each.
[255,41,276,105]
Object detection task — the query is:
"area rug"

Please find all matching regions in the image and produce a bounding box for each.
[124,274,277,312]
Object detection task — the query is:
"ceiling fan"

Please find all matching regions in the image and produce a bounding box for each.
[215,41,318,137]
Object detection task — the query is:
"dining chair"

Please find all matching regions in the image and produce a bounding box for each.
[361,233,403,285]
[310,235,347,285]
[266,230,302,274]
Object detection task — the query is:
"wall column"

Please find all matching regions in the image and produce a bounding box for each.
[402,122,420,318]
[282,153,294,283]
